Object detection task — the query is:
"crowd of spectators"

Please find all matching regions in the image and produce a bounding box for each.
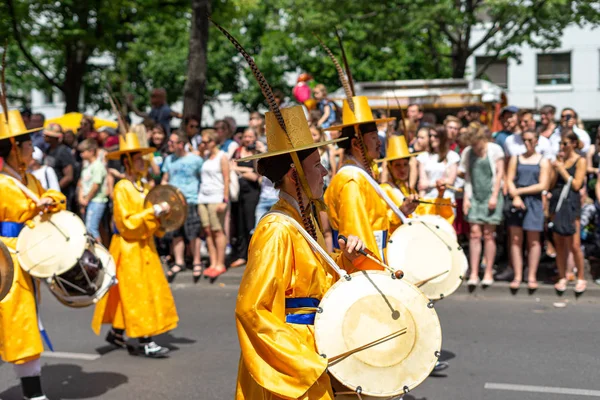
[23,86,600,294]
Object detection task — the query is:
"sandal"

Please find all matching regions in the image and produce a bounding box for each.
[192,264,203,284]
[574,279,587,294]
[166,264,185,283]
[204,266,226,279]
[554,278,567,295]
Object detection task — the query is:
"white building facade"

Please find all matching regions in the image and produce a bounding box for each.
[467,24,600,123]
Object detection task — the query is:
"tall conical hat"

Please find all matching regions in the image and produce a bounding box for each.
[376,134,422,163]
[0,110,39,140]
[211,21,345,164]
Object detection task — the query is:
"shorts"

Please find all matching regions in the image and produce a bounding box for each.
[198,203,226,231]
[164,204,201,241]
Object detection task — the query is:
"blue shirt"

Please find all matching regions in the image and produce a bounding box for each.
[162,153,203,205]
[149,104,173,134]
[493,130,513,149]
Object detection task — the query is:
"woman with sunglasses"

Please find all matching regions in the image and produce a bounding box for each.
[506,130,551,292]
[550,131,587,295]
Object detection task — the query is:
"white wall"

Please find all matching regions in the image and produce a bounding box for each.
[468,24,600,121]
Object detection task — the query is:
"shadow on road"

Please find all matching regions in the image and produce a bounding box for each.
[439,349,456,362]
[0,363,127,399]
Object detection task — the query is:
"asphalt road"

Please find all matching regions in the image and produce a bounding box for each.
[1,269,599,400]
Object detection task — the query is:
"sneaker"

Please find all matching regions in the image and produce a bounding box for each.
[24,396,49,400]
[432,361,449,373]
[128,341,170,358]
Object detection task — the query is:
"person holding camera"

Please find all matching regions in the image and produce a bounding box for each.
[505,130,551,291]
[229,128,263,268]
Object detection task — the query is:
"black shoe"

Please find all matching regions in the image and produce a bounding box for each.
[127,341,170,358]
[106,329,126,349]
[432,361,449,373]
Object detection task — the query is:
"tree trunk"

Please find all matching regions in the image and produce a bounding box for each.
[63,46,89,113]
[183,0,210,124]
[451,44,468,78]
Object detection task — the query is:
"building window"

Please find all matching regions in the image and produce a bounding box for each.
[475,56,508,88]
[42,88,54,104]
[537,52,571,85]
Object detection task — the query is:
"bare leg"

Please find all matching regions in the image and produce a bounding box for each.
[172,236,185,267]
[213,229,227,269]
[553,232,568,289]
[205,228,217,268]
[572,219,585,280]
[526,230,541,285]
[482,224,497,281]
[469,224,483,281]
[509,226,524,283]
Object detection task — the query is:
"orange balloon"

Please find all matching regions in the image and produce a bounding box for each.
[304,98,317,110]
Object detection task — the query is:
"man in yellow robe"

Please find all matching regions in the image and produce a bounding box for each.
[92,131,178,358]
[379,134,455,234]
[325,96,417,269]
[0,110,66,400]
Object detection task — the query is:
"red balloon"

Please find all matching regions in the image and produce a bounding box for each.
[293,83,311,103]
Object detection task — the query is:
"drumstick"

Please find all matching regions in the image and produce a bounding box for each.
[413,199,457,208]
[415,270,450,288]
[338,235,404,279]
[328,327,407,365]
[445,185,463,192]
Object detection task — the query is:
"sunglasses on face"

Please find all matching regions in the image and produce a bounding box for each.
[201,140,211,145]
[560,141,571,146]
[168,140,180,145]
[561,114,574,119]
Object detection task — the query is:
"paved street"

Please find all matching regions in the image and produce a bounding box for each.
[1,269,599,400]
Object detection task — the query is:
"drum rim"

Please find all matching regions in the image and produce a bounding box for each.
[16,211,88,278]
[314,270,442,396]
[387,222,464,300]
[47,243,116,308]
[0,241,14,302]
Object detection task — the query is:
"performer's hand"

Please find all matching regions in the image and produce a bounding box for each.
[401,194,419,215]
[339,235,365,262]
[160,201,171,214]
[36,197,54,210]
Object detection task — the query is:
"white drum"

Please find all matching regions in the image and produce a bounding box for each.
[387,219,465,300]
[315,271,442,398]
[17,211,88,278]
[413,214,457,240]
[47,243,117,308]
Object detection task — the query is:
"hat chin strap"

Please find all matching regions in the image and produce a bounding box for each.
[289,151,325,236]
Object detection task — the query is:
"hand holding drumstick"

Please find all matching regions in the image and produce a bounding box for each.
[338,235,404,279]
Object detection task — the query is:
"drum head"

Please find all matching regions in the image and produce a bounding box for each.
[0,241,15,302]
[387,220,464,300]
[48,243,117,308]
[144,184,188,232]
[414,214,457,240]
[17,211,88,278]
[315,271,442,397]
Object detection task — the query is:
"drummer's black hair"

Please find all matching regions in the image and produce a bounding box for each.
[120,151,141,170]
[256,148,316,183]
[0,135,31,159]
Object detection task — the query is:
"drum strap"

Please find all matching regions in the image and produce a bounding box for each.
[339,165,408,224]
[0,170,41,203]
[264,211,349,280]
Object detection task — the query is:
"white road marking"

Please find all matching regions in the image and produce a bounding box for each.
[42,351,100,361]
[485,383,600,397]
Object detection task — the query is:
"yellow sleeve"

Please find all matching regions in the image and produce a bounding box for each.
[381,183,403,230]
[336,179,384,271]
[113,184,160,240]
[235,221,327,399]
[30,173,67,213]
[417,198,455,224]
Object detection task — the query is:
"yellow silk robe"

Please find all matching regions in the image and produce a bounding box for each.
[92,179,178,338]
[236,197,372,400]
[0,173,65,364]
[381,181,455,234]
[325,158,389,270]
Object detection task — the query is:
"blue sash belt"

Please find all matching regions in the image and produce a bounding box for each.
[0,221,25,238]
[285,297,320,325]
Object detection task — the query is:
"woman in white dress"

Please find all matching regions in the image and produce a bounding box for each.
[417,125,460,203]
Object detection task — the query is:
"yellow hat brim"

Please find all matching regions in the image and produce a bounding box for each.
[105,146,156,160]
[0,126,44,141]
[325,117,396,132]
[236,137,347,163]
[376,151,424,163]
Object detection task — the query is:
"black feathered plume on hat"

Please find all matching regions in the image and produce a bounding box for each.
[335,28,355,97]
[210,18,290,143]
[314,34,355,112]
[0,43,9,121]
